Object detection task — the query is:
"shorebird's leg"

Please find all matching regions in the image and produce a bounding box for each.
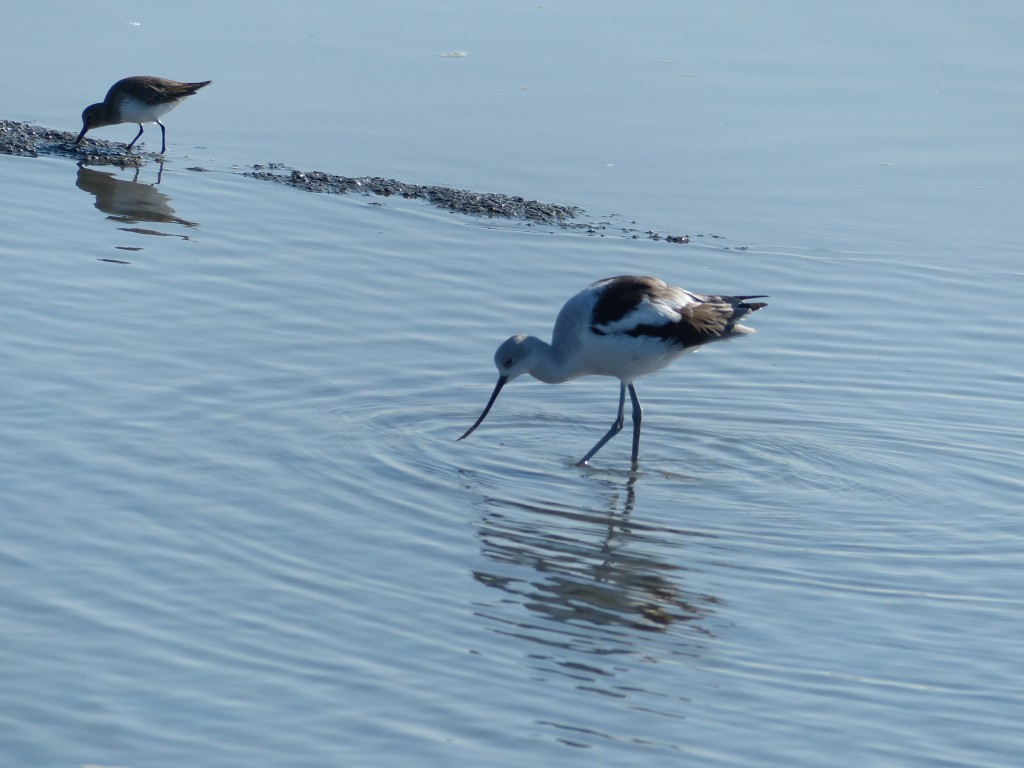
[627,383,643,464]
[157,120,167,154]
[126,124,144,151]
[577,382,627,466]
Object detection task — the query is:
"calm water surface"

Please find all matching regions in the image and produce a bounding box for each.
[2,2,1022,767]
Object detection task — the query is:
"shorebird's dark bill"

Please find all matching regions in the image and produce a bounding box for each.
[73,127,87,145]
[458,376,508,440]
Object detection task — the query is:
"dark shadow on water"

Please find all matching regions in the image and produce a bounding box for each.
[75,163,198,235]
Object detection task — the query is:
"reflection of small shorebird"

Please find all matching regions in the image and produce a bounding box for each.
[459,275,767,466]
[74,76,212,154]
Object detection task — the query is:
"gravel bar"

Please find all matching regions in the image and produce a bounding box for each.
[1,118,690,242]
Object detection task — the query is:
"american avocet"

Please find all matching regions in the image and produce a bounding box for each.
[74,76,212,154]
[459,275,767,466]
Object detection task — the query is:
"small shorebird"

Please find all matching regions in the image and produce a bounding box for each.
[74,76,212,154]
[459,275,767,466]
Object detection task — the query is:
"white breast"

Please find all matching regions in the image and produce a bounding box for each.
[118,96,181,124]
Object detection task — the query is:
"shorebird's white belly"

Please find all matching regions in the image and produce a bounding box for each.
[118,96,180,124]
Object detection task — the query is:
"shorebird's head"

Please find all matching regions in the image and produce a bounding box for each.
[458,335,535,441]
[74,103,106,146]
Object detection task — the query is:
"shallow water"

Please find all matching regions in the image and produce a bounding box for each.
[2,2,1023,767]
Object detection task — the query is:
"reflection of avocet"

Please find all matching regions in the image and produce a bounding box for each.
[460,276,767,466]
[472,472,713,637]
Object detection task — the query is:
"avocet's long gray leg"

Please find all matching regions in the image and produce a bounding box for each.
[628,383,643,464]
[577,382,627,466]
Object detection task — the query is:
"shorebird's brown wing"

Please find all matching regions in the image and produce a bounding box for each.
[113,77,212,103]
[167,80,213,97]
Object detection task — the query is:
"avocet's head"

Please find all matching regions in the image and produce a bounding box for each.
[493,334,539,381]
[458,335,535,441]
